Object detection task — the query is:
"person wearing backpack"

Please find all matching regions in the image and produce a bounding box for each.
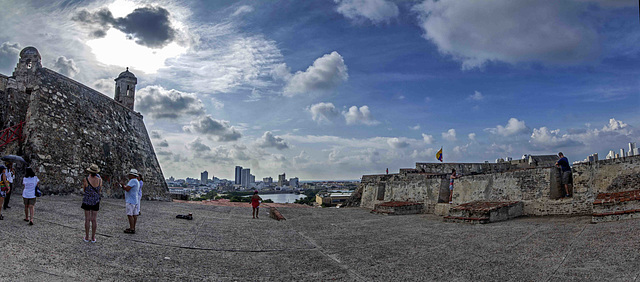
[22,167,39,225]
[81,164,102,243]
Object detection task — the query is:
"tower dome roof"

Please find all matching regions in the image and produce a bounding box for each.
[117,67,136,80]
[19,47,41,59]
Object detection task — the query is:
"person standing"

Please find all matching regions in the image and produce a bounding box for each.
[448,169,457,204]
[120,169,140,234]
[3,162,14,210]
[136,175,143,216]
[22,167,39,225]
[556,152,572,197]
[250,190,262,219]
[81,164,102,243]
[0,166,7,220]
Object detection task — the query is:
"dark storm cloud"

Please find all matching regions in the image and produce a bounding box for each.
[73,6,176,48]
[53,56,79,77]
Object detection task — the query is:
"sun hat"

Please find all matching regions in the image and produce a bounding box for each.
[86,164,100,173]
[127,169,139,176]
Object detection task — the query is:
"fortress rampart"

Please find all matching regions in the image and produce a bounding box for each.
[360,155,640,216]
[0,47,168,200]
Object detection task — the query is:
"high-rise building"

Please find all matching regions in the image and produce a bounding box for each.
[289,177,299,188]
[606,150,615,159]
[241,168,251,187]
[201,171,208,184]
[620,148,625,158]
[235,166,242,185]
[629,142,637,157]
[278,173,286,187]
[250,175,255,184]
[263,177,273,183]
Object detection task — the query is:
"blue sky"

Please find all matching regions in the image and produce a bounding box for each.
[0,0,638,180]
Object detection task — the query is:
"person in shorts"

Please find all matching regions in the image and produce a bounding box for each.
[22,167,39,225]
[250,190,262,219]
[3,162,14,210]
[556,152,572,197]
[120,169,140,234]
[81,164,102,243]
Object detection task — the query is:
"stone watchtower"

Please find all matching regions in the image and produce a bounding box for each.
[114,67,137,110]
[13,46,42,92]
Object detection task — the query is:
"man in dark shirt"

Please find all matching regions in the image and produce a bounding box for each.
[556,152,571,197]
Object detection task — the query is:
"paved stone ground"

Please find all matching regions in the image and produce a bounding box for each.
[1,195,640,281]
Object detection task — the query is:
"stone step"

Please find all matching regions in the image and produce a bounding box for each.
[372,201,423,215]
[444,201,523,224]
[592,189,640,223]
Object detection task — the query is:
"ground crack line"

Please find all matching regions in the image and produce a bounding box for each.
[544,223,588,282]
[296,230,367,282]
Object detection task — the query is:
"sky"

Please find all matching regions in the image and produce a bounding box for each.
[0,0,638,181]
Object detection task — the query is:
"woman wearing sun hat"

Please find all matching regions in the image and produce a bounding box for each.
[81,164,102,243]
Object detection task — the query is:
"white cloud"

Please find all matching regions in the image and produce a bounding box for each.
[468,133,476,141]
[468,91,484,101]
[411,148,435,159]
[187,137,211,152]
[486,118,530,136]
[409,124,421,130]
[257,131,289,150]
[284,51,348,96]
[182,115,242,142]
[422,133,434,144]
[602,118,629,132]
[343,105,379,125]
[136,85,205,119]
[442,129,456,141]
[232,5,254,17]
[387,137,410,149]
[529,127,580,149]
[335,0,399,24]
[413,0,600,69]
[308,102,340,124]
[53,56,79,77]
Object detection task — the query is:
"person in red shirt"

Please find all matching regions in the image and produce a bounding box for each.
[250,191,262,219]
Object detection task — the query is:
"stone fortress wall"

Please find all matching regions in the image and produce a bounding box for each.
[360,155,640,216]
[0,47,168,200]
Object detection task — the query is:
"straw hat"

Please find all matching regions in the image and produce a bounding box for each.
[86,164,100,173]
[127,169,139,177]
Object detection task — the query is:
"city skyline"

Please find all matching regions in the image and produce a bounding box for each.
[0,0,638,180]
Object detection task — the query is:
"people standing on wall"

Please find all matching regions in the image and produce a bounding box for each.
[22,167,39,225]
[0,165,7,220]
[136,174,143,216]
[250,190,262,219]
[81,164,102,243]
[556,152,572,197]
[3,162,14,210]
[120,169,140,234]
[449,169,457,204]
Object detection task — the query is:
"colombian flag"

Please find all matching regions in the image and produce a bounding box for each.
[436,147,443,162]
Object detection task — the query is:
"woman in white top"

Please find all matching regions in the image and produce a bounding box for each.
[22,167,39,225]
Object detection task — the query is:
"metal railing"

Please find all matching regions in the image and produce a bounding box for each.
[0,121,24,147]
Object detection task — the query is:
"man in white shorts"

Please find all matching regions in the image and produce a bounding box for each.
[121,169,140,234]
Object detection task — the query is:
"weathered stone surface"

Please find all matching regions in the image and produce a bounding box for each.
[360,155,640,216]
[0,47,168,200]
[372,201,423,215]
[2,195,640,281]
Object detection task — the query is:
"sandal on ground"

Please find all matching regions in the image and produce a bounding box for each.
[29,221,34,225]
[124,229,135,234]
[83,237,90,243]
[23,219,29,222]
[0,215,4,220]
[91,238,97,243]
